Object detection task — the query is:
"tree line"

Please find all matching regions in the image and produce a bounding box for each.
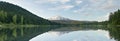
[108,9,120,25]
[0,10,24,24]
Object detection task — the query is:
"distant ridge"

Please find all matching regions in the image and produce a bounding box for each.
[48,15,99,24]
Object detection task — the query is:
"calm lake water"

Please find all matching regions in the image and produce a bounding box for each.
[0,25,120,41]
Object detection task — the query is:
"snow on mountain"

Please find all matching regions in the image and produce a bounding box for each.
[48,16,71,20]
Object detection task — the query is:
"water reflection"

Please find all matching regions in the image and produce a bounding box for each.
[30,30,115,41]
[0,25,120,41]
[30,26,116,41]
[108,26,120,41]
[0,25,60,41]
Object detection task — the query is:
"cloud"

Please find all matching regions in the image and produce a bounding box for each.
[58,0,70,4]
[34,0,47,4]
[89,0,100,3]
[75,0,82,5]
[48,5,75,10]
[73,10,91,16]
[35,0,70,4]
[73,4,90,13]
[101,0,120,10]
[62,5,74,9]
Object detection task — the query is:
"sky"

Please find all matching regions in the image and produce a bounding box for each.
[0,0,120,21]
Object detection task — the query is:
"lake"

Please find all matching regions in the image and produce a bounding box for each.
[0,25,120,41]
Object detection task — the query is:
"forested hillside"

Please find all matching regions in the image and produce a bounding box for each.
[0,1,59,25]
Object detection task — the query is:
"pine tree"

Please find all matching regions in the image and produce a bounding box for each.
[109,9,120,25]
[20,16,24,24]
[13,15,17,24]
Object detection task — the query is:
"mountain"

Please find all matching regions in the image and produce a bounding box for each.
[0,1,59,25]
[48,16,74,24]
[48,16,70,20]
[48,16,101,25]
[48,16,87,24]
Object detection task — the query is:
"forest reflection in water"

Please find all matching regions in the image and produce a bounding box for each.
[0,25,119,41]
[0,25,60,41]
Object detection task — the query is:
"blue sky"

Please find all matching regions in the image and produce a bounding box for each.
[0,0,120,21]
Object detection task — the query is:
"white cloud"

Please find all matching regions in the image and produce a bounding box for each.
[34,0,48,4]
[48,5,74,10]
[73,10,78,13]
[48,0,70,4]
[101,0,120,10]
[89,0,100,3]
[73,4,89,13]
[73,39,78,41]
[75,0,82,5]
[35,0,70,4]
[59,0,70,4]
[73,9,82,13]
[62,5,74,9]
[73,10,91,16]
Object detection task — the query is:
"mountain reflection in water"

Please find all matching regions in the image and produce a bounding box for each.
[0,25,120,41]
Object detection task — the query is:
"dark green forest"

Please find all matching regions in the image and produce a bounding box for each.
[0,1,59,25]
[108,9,120,25]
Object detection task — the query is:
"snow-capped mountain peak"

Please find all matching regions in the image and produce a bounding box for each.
[48,16,70,20]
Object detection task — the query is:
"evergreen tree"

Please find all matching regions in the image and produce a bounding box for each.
[20,16,24,24]
[108,9,120,25]
[13,15,17,24]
